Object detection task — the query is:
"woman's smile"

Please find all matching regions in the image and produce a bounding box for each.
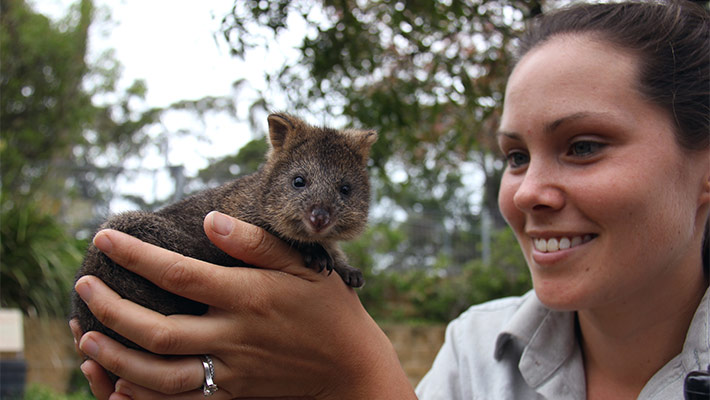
[531,234,596,253]
[526,230,598,268]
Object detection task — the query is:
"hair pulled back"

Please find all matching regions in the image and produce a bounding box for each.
[515,0,709,273]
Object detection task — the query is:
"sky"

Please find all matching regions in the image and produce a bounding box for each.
[32,0,305,211]
[30,0,486,219]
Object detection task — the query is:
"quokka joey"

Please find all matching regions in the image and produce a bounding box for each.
[72,113,377,353]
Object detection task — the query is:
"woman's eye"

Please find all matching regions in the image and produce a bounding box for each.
[569,141,604,157]
[506,151,529,168]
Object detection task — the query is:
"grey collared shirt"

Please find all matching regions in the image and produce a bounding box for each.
[416,288,710,399]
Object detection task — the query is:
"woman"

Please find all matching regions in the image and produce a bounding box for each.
[72,1,709,398]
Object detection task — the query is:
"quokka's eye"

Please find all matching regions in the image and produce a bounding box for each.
[340,184,351,196]
[293,176,306,189]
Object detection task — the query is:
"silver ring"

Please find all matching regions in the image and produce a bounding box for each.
[200,355,218,396]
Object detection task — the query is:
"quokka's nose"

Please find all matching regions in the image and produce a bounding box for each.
[308,207,331,231]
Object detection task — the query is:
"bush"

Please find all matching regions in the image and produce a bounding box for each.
[22,384,93,400]
[358,226,532,324]
[0,198,87,317]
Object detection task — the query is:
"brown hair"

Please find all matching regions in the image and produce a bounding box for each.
[515,0,709,273]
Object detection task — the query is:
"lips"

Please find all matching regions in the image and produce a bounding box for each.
[533,234,596,253]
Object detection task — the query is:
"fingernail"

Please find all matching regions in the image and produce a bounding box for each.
[210,211,233,236]
[75,278,93,302]
[80,336,99,358]
[80,362,93,385]
[115,379,134,398]
[93,231,113,254]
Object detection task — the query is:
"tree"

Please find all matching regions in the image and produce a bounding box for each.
[219,0,552,274]
[0,0,158,315]
[214,0,557,316]
[0,0,163,219]
[0,0,240,315]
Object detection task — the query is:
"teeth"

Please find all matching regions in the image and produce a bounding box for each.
[534,235,594,253]
[559,237,570,250]
[547,238,559,252]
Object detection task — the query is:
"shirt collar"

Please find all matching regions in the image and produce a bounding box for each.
[494,291,578,386]
[495,286,710,397]
[680,285,710,371]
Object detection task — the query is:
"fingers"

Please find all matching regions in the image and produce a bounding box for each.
[91,228,273,307]
[203,211,322,282]
[75,275,227,354]
[69,319,85,359]
[72,320,116,399]
[78,330,211,396]
[80,359,116,400]
[114,379,237,400]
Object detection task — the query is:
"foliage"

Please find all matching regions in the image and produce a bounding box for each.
[217,0,542,319]
[195,138,269,188]
[220,0,555,233]
[0,0,541,324]
[216,1,556,298]
[351,225,531,323]
[0,198,87,316]
[0,0,161,316]
[0,0,161,216]
[22,384,93,400]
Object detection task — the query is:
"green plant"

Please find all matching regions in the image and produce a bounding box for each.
[23,384,93,400]
[357,226,531,324]
[0,198,86,316]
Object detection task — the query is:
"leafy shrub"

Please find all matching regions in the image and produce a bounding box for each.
[356,226,532,324]
[0,198,86,317]
[22,384,93,400]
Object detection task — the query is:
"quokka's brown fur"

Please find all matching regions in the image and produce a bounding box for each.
[72,113,377,354]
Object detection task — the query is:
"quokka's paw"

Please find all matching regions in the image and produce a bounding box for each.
[334,264,365,288]
[302,245,334,275]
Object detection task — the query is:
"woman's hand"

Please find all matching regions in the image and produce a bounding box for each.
[71,211,415,400]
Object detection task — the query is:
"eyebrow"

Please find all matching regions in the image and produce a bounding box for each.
[496,111,610,139]
[545,112,594,133]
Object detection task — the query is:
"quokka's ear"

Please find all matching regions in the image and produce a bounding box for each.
[267,113,298,153]
[345,129,378,160]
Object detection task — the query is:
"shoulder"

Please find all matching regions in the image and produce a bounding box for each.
[416,290,543,400]
[446,291,535,344]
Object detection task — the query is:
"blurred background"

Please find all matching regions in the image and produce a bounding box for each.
[0,0,591,397]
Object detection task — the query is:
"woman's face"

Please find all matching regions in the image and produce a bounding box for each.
[497,35,710,311]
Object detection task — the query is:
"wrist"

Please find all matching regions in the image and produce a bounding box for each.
[326,317,417,400]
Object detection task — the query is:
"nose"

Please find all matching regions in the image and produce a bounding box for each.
[308,206,332,231]
[512,161,565,213]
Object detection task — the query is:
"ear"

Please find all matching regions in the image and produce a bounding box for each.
[267,113,295,153]
[346,129,378,160]
[700,152,710,205]
[702,166,710,205]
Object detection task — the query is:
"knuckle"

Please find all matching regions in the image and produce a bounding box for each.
[120,241,146,269]
[145,323,178,354]
[242,225,271,255]
[239,281,273,317]
[157,368,191,394]
[159,256,193,289]
[91,298,119,327]
[102,348,129,378]
[241,294,266,315]
[243,226,281,262]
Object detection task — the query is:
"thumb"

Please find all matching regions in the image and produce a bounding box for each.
[203,211,321,281]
